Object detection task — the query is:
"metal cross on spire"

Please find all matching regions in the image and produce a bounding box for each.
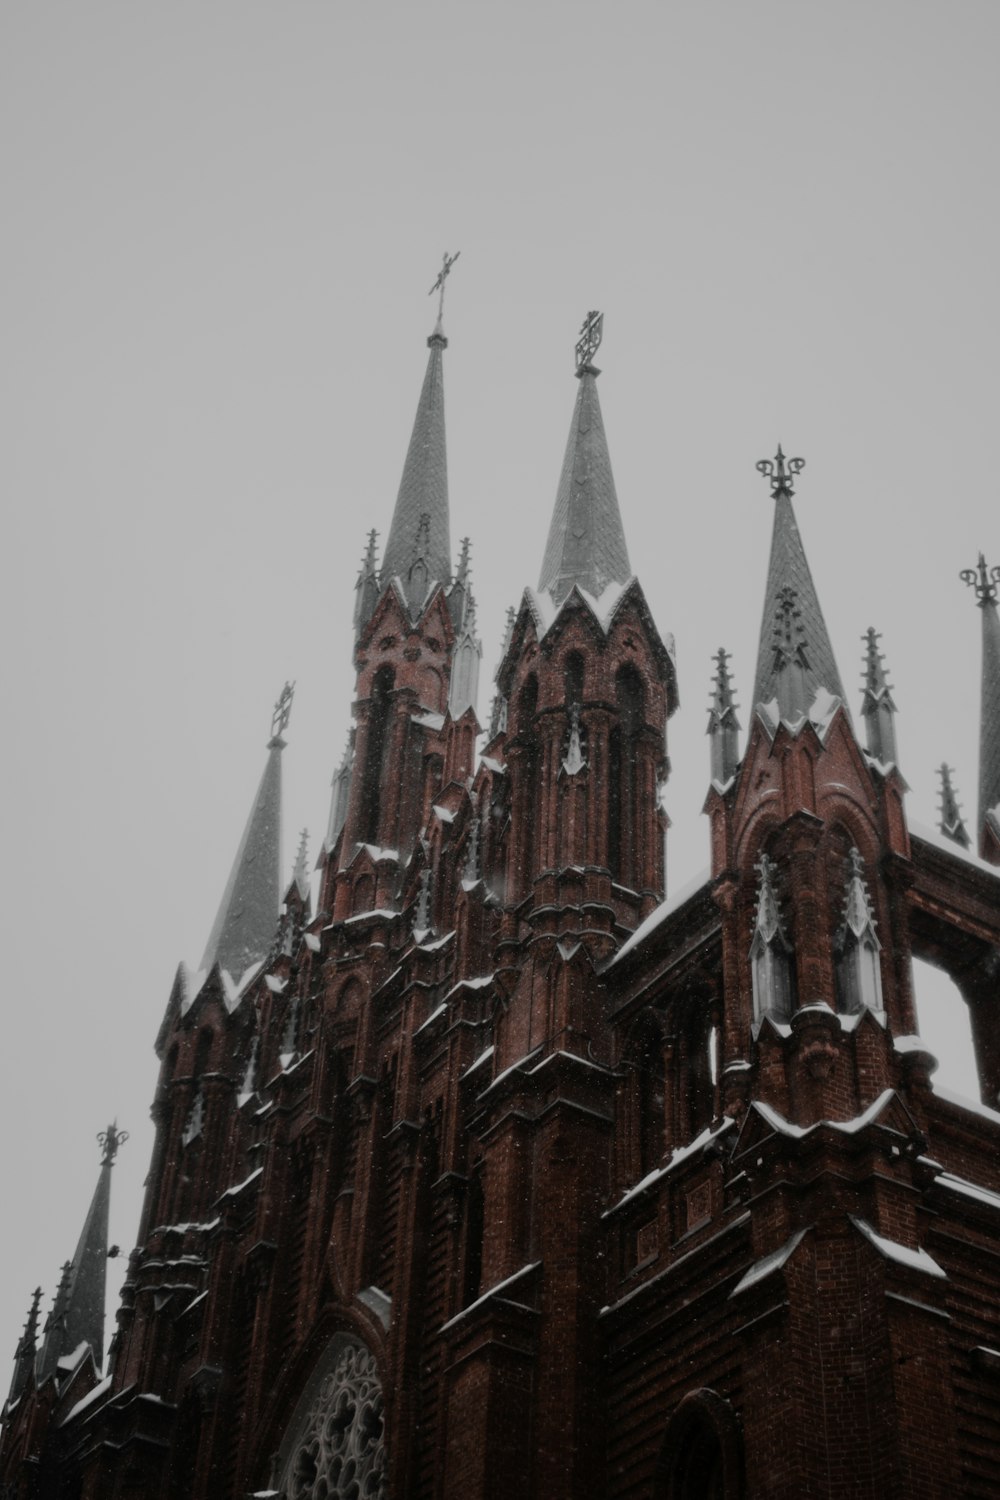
[270,681,295,746]
[428,251,460,327]
[960,552,1000,607]
[575,310,604,375]
[756,444,805,498]
[97,1121,128,1166]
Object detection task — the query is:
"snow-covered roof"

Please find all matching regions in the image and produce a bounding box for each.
[608,867,712,966]
[850,1216,946,1278]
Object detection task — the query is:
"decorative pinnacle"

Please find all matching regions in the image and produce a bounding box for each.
[293,828,310,898]
[456,535,471,587]
[97,1121,127,1166]
[360,529,379,576]
[937,763,971,848]
[575,310,604,376]
[756,444,805,499]
[428,250,460,332]
[270,681,295,746]
[710,648,739,712]
[960,552,1000,608]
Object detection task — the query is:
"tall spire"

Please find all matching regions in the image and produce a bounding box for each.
[200,684,292,978]
[752,449,846,719]
[379,260,457,617]
[537,312,632,606]
[35,1125,126,1383]
[860,627,899,767]
[960,554,1000,855]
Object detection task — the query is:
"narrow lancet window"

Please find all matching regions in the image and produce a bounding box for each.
[749,852,794,1023]
[835,847,884,1016]
[360,666,394,846]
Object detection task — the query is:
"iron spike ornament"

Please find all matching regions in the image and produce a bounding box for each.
[960,552,1000,607]
[97,1121,128,1166]
[428,251,460,325]
[575,310,604,375]
[270,681,295,745]
[756,444,805,498]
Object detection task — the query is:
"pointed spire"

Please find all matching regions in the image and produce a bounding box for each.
[353,529,381,639]
[35,1126,126,1382]
[292,828,310,903]
[707,647,741,785]
[326,732,354,851]
[379,281,453,617]
[537,312,632,606]
[413,864,432,941]
[937,763,971,849]
[753,449,846,720]
[200,685,292,978]
[960,554,1000,854]
[835,847,884,1015]
[448,585,482,721]
[860,627,899,767]
[6,1287,42,1406]
[749,852,794,1023]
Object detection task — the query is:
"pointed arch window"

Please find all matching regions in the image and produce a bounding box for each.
[360,666,395,846]
[272,1338,386,1500]
[835,846,884,1016]
[749,853,794,1024]
[610,664,645,885]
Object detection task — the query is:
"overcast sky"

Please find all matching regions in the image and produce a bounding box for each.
[1,2,996,1374]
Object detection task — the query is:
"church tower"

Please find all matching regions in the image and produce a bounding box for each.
[4,291,1000,1500]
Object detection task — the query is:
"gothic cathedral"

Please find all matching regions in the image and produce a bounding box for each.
[3,297,1000,1500]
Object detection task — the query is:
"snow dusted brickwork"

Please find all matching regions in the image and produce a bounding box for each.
[278,1342,386,1500]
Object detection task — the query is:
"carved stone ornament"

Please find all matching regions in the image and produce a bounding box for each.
[278,1341,386,1499]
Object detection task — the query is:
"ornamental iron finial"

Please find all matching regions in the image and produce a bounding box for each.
[97,1121,127,1166]
[575,310,604,375]
[428,251,460,329]
[270,681,295,745]
[960,552,1000,607]
[756,444,805,499]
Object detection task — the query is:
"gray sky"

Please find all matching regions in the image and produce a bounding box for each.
[1,2,996,1372]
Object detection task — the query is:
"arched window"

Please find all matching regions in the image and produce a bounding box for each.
[610,665,645,885]
[563,651,585,708]
[622,1016,666,1182]
[272,1337,387,1499]
[658,1389,743,1500]
[360,666,395,846]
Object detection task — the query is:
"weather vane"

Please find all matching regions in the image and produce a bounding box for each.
[97,1122,128,1166]
[271,681,295,743]
[756,444,805,498]
[429,251,460,325]
[960,552,1000,607]
[575,310,604,374]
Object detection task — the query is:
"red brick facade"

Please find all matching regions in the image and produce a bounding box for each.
[4,337,1000,1500]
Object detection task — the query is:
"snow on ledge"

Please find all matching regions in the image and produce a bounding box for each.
[932,1085,1000,1128]
[609,867,712,966]
[935,1172,1000,1213]
[439,1262,541,1333]
[60,1374,113,1426]
[850,1217,946,1278]
[910,820,1000,878]
[730,1228,809,1296]
[753,1088,897,1141]
[607,1117,735,1214]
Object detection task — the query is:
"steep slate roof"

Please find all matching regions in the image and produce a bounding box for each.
[379,331,451,615]
[200,737,283,977]
[753,477,847,717]
[537,368,631,606]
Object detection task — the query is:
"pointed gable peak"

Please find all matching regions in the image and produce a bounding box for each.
[379,311,452,619]
[200,686,290,977]
[752,448,847,721]
[537,312,631,607]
